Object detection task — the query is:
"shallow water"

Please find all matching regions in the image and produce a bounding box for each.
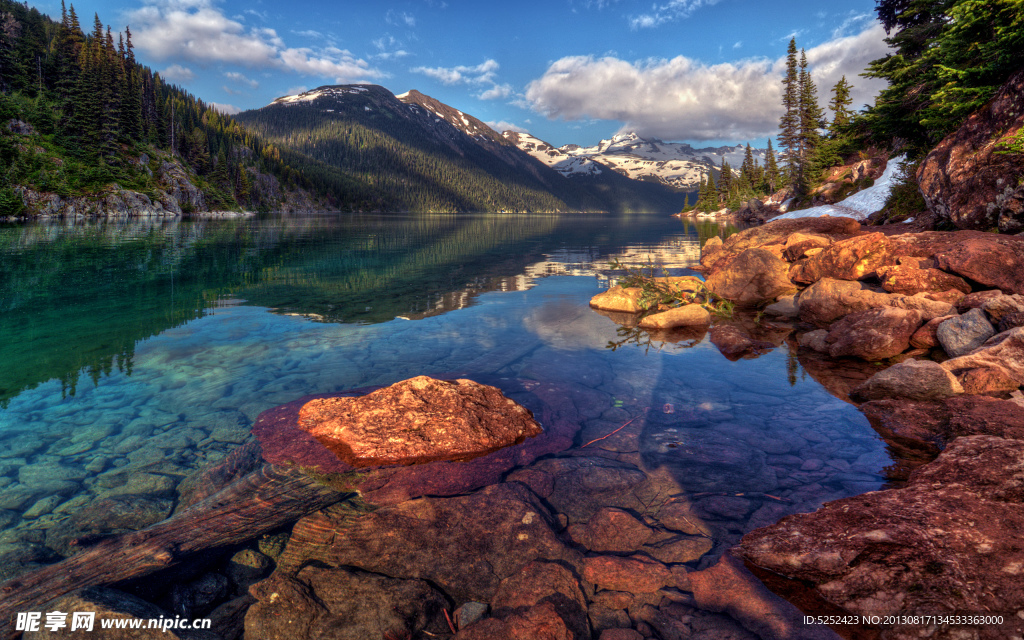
[0,213,893,579]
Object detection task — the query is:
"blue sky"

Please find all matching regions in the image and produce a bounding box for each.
[36,0,891,147]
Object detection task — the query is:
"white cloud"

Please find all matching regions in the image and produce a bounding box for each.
[411,59,499,85]
[630,0,721,29]
[523,23,890,141]
[209,102,241,115]
[130,0,383,83]
[733,41,742,49]
[224,71,258,88]
[294,29,323,39]
[160,63,195,83]
[486,120,529,134]
[478,83,512,100]
[411,59,511,101]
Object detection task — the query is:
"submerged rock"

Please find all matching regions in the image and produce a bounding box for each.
[297,375,541,466]
[739,435,1024,636]
[709,325,776,360]
[246,565,448,640]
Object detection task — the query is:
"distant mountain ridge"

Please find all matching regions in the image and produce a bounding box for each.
[239,85,689,213]
[505,131,767,190]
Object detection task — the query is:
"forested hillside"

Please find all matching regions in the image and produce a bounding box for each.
[236,86,689,213]
[0,0,371,215]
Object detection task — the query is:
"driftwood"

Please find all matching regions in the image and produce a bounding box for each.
[0,463,347,640]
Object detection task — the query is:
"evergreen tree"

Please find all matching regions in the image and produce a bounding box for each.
[778,38,800,191]
[828,76,854,135]
[717,159,732,202]
[739,143,755,192]
[764,139,780,194]
[704,171,717,212]
[797,48,824,191]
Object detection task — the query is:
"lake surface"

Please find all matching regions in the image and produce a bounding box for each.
[0,213,895,580]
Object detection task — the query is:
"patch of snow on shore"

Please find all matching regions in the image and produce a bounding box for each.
[774,156,906,221]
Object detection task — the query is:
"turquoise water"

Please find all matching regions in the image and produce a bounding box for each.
[0,213,891,578]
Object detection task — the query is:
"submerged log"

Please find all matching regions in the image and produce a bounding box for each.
[0,461,348,640]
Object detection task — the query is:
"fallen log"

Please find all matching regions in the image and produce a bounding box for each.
[0,462,348,640]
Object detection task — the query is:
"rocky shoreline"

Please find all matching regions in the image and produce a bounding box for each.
[591,215,1024,639]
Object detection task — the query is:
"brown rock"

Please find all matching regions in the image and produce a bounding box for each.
[491,562,589,640]
[796,232,896,284]
[935,235,1024,295]
[999,310,1024,333]
[851,359,963,401]
[655,501,713,536]
[699,236,724,269]
[825,307,923,360]
[862,396,1024,458]
[797,278,892,327]
[704,248,798,308]
[909,315,955,349]
[642,536,713,564]
[275,482,581,604]
[942,326,1024,385]
[582,556,672,593]
[598,630,643,640]
[23,587,217,640]
[957,367,1021,396]
[573,507,653,553]
[687,554,835,640]
[922,288,966,306]
[709,325,776,361]
[637,304,710,329]
[454,602,576,640]
[783,233,833,261]
[245,566,447,640]
[956,289,1005,313]
[739,435,1024,628]
[296,376,541,466]
[917,69,1024,233]
[886,293,956,321]
[981,293,1024,322]
[722,217,861,253]
[590,286,644,313]
[876,264,971,295]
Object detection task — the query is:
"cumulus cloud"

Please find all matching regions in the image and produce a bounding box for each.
[411,59,513,101]
[411,59,498,85]
[160,63,195,83]
[630,0,721,29]
[130,0,383,83]
[478,83,512,100]
[486,120,529,134]
[523,23,890,141]
[209,102,241,115]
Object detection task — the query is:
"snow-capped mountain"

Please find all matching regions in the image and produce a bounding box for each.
[505,131,766,190]
[242,85,690,213]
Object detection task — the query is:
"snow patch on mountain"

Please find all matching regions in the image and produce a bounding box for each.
[774,156,906,221]
[505,130,766,189]
[270,86,370,105]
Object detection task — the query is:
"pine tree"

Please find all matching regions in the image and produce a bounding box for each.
[739,143,755,192]
[797,49,825,191]
[778,38,800,190]
[828,76,853,135]
[704,170,717,212]
[764,138,780,194]
[717,159,732,202]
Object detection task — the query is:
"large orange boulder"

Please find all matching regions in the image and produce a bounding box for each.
[792,232,895,284]
[704,248,797,308]
[297,376,542,466]
[917,70,1024,232]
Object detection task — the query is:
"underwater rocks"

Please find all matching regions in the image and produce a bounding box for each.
[739,435,1024,639]
[296,375,541,467]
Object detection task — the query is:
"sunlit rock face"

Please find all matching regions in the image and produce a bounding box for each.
[297,376,542,467]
